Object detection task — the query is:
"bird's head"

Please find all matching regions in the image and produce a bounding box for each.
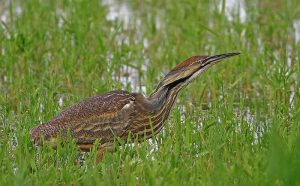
[157,52,240,89]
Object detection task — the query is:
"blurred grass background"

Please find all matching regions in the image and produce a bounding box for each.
[0,0,300,185]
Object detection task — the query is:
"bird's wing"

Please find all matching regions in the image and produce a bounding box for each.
[49,90,136,144]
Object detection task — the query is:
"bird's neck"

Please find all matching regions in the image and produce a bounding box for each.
[148,87,169,109]
[148,83,183,112]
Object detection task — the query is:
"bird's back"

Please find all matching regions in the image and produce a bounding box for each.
[30,90,137,145]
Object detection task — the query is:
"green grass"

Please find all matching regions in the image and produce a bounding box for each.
[1,0,300,185]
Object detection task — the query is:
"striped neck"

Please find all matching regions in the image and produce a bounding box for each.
[148,82,184,114]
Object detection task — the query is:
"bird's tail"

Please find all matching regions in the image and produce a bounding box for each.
[30,122,61,146]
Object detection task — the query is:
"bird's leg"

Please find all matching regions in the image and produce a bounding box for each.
[78,143,105,164]
[78,143,113,164]
[96,147,106,164]
[96,145,114,164]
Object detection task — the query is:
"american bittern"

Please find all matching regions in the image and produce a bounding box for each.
[30,52,239,162]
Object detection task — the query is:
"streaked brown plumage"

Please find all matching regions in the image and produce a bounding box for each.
[30,52,240,162]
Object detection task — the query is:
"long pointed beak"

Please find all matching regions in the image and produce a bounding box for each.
[203,52,240,66]
[155,52,240,90]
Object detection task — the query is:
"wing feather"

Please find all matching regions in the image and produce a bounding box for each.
[47,90,136,144]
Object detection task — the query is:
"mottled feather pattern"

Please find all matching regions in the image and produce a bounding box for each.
[30,90,137,145]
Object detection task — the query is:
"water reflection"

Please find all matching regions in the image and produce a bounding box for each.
[293,19,300,43]
[218,0,246,22]
[102,0,131,29]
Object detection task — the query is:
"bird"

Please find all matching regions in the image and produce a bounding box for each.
[30,52,240,163]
